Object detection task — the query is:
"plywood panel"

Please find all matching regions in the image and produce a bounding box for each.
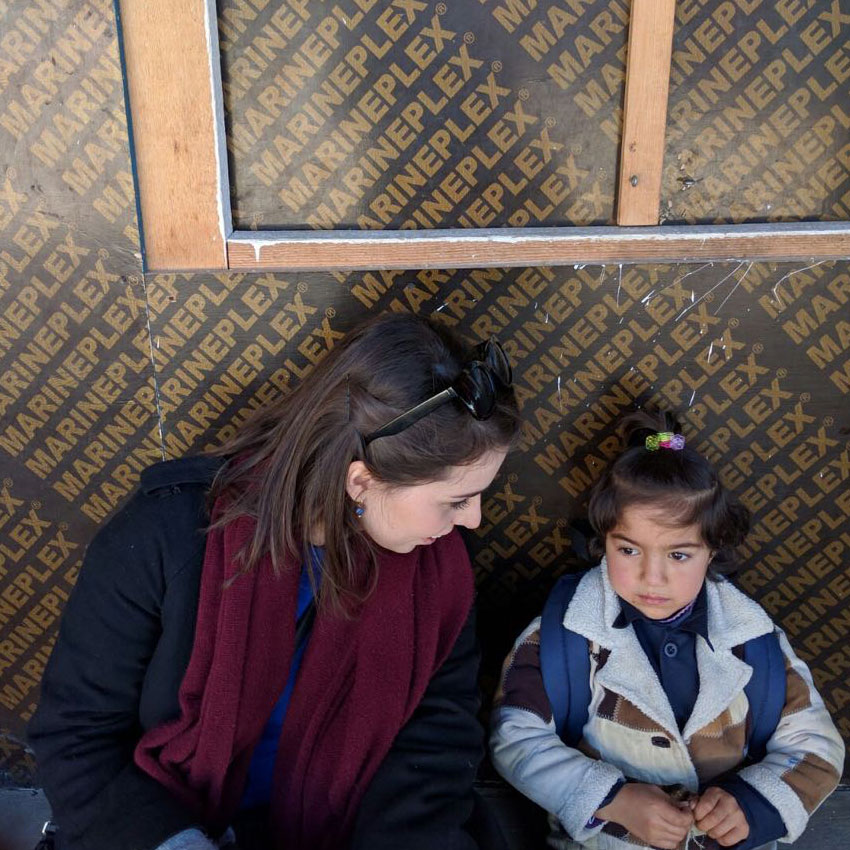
[219,0,626,230]
[0,0,154,784]
[662,2,850,225]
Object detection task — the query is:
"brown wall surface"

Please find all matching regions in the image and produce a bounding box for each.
[1,0,849,786]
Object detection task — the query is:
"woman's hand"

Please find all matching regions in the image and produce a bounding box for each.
[596,782,694,849]
[694,787,750,846]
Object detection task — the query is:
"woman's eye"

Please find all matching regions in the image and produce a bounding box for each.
[450,498,470,510]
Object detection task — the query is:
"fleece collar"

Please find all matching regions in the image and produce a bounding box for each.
[564,561,775,739]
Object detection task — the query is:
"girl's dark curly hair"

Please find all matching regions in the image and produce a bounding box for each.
[587,410,750,578]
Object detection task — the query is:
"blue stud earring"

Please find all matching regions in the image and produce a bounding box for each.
[355,503,365,518]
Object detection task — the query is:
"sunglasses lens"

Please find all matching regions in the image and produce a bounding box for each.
[454,363,496,419]
[472,339,512,386]
[486,340,512,386]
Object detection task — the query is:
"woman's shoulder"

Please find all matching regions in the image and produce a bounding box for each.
[138,454,225,496]
[88,455,226,580]
[104,455,223,529]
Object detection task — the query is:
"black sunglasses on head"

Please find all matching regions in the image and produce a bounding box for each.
[363,338,512,446]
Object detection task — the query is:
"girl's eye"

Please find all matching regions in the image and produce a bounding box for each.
[450,498,470,511]
[670,551,690,562]
[618,546,638,556]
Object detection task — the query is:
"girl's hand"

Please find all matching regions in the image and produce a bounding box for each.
[694,787,750,846]
[596,782,694,849]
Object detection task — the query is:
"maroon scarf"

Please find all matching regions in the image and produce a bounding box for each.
[134,507,474,849]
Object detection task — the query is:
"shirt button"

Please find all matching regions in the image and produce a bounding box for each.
[663,642,678,658]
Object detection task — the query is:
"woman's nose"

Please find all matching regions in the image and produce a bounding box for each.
[457,495,482,530]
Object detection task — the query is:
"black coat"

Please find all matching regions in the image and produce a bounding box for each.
[29,456,484,850]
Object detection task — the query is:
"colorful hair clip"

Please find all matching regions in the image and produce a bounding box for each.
[646,432,685,451]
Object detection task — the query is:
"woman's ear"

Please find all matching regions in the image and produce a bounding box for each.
[346,461,373,502]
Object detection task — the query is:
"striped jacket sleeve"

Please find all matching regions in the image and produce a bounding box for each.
[735,629,845,843]
[489,618,624,843]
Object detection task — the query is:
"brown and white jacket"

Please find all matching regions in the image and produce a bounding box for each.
[490,562,844,850]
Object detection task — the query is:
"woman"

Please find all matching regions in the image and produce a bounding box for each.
[29,313,519,850]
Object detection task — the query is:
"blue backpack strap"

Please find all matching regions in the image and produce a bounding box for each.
[742,630,785,762]
[540,571,591,745]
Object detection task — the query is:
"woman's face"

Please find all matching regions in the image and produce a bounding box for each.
[605,504,712,619]
[348,449,509,553]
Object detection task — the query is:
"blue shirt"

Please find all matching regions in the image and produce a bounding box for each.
[614,584,710,732]
[240,552,320,810]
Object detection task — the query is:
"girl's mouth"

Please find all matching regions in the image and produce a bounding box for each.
[637,594,669,605]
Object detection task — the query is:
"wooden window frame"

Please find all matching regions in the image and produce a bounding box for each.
[118,0,850,272]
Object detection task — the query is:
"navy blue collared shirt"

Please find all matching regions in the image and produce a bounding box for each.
[613,584,711,732]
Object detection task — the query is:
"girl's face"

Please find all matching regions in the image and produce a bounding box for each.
[347,448,508,554]
[605,504,712,620]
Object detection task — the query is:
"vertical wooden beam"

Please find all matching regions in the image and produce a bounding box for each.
[617,0,676,226]
[118,0,230,270]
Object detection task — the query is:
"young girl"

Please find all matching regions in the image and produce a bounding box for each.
[490,412,844,850]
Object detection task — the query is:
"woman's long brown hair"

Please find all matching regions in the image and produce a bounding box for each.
[209,312,520,613]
